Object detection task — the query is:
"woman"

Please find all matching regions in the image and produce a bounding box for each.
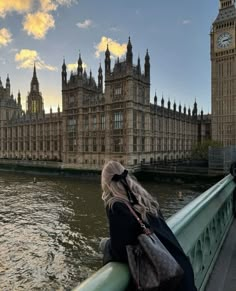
[101,160,197,291]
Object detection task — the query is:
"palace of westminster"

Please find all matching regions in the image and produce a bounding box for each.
[0,0,235,169]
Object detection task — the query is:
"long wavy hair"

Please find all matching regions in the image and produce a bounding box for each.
[101,160,159,221]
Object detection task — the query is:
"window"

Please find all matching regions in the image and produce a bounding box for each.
[142,113,145,129]
[101,137,105,152]
[114,138,123,152]
[133,111,137,129]
[133,136,137,152]
[114,111,123,129]
[101,114,105,130]
[93,138,97,151]
[93,115,97,130]
[115,87,121,95]
[84,116,89,130]
[84,138,89,152]
[142,137,145,152]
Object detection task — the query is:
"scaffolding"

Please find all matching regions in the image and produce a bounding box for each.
[208,146,236,173]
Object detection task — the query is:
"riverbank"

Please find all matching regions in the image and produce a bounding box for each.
[0,159,225,183]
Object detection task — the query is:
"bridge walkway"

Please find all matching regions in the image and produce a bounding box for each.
[206,219,236,291]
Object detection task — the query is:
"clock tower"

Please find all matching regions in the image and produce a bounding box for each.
[211,0,236,145]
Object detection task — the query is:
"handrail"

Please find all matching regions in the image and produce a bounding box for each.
[73,174,235,291]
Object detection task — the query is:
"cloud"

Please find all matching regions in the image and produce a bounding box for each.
[15,49,57,71]
[67,62,87,72]
[39,0,76,12]
[182,19,191,25]
[23,11,55,39]
[77,19,93,29]
[95,36,126,58]
[0,0,32,18]
[39,0,57,12]
[109,26,121,32]
[0,28,12,47]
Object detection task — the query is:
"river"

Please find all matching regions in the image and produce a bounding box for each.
[0,171,217,290]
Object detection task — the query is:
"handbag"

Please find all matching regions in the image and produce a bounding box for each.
[125,202,184,291]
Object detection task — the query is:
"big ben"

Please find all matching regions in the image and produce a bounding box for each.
[211,0,236,145]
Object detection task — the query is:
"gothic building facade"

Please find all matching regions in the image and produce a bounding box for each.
[0,38,210,169]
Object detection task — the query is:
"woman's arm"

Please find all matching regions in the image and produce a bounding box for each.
[106,202,141,262]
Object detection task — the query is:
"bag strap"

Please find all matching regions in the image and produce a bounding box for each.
[124,202,151,235]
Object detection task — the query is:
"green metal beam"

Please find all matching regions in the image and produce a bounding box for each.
[73,263,130,291]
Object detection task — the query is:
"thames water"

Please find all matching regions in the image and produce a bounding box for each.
[0,171,216,290]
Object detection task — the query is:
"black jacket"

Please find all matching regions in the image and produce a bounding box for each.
[104,201,197,291]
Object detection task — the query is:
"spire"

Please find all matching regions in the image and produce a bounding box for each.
[98,63,103,92]
[77,53,83,76]
[0,77,2,87]
[62,58,67,86]
[30,64,39,92]
[154,92,157,105]
[17,90,21,106]
[126,36,133,65]
[105,44,111,76]
[137,55,141,74]
[145,49,150,79]
[33,62,36,77]
[161,95,164,107]
[6,74,10,97]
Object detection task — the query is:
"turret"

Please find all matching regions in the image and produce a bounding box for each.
[105,44,111,76]
[98,63,103,92]
[6,74,10,97]
[137,56,141,75]
[173,101,176,112]
[179,103,182,113]
[62,58,67,87]
[154,92,157,105]
[167,99,171,110]
[161,95,164,107]
[144,49,150,79]
[126,37,133,66]
[192,99,198,117]
[17,90,21,106]
[77,53,83,77]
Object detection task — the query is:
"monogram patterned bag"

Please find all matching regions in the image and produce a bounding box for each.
[125,203,184,291]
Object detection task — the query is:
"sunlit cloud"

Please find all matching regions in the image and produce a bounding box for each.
[0,0,32,18]
[15,49,57,71]
[23,11,55,39]
[182,19,191,25]
[67,62,87,72]
[95,36,126,58]
[77,19,93,29]
[0,28,12,47]
[40,0,57,12]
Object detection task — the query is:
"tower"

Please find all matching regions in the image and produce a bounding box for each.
[211,0,236,145]
[27,64,44,114]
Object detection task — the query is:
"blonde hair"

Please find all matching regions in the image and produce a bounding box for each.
[101,160,159,221]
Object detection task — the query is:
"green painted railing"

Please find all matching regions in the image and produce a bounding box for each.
[74,174,236,291]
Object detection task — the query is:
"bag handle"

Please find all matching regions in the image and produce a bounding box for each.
[124,202,151,235]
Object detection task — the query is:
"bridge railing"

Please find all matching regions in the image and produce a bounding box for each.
[74,174,235,291]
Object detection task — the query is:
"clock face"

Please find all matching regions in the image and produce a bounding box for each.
[217,32,233,49]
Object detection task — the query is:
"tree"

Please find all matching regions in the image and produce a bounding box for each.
[191,140,222,160]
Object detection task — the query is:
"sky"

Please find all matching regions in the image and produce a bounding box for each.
[0,0,220,113]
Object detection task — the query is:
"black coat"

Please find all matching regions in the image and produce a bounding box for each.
[103,201,197,291]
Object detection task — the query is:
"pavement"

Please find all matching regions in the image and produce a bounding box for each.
[206,219,236,291]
